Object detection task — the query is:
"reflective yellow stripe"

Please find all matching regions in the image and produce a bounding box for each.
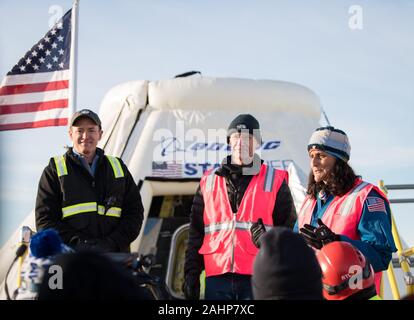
[62,202,97,219]
[53,156,68,177]
[97,205,105,215]
[98,205,121,217]
[62,204,121,219]
[106,156,124,178]
[106,207,122,218]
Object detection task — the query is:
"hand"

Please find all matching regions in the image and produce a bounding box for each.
[250,218,266,248]
[182,271,200,300]
[300,219,339,249]
[315,219,339,245]
[300,224,323,249]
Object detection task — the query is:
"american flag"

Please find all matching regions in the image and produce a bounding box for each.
[0,9,72,131]
[366,197,386,213]
[152,161,183,178]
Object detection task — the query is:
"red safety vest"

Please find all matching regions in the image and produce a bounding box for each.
[297,178,389,294]
[199,164,288,277]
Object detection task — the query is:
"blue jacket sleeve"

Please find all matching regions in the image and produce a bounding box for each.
[340,190,397,272]
[293,220,299,233]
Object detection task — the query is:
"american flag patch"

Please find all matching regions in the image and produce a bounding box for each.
[366,197,386,213]
[152,161,182,178]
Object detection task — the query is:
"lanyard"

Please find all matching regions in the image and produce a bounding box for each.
[314,193,332,226]
[317,196,323,213]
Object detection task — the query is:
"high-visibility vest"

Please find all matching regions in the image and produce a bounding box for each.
[199,164,288,277]
[297,178,389,295]
[53,155,125,219]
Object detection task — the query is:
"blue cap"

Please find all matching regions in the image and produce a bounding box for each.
[308,126,351,162]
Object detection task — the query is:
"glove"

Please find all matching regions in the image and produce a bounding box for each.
[300,219,339,249]
[314,219,339,245]
[300,223,323,249]
[250,218,266,248]
[182,271,200,300]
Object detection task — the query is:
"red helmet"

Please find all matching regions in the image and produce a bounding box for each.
[316,241,375,300]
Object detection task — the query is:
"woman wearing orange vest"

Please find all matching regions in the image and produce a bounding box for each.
[183,114,297,300]
[295,126,397,295]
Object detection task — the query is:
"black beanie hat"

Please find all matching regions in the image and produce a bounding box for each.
[227,114,261,143]
[252,227,323,300]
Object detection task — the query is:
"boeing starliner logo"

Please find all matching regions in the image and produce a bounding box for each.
[160,137,281,157]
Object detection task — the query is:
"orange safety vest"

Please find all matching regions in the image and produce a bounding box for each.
[297,178,389,294]
[199,164,288,277]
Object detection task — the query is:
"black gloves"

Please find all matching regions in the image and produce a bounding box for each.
[182,271,200,300]
[299,219,339,250]
[250,218,267,248]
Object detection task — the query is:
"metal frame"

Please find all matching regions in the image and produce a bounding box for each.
[378,181,414,299]
[165,223,190,299]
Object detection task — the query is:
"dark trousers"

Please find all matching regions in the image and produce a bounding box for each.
[205,273,253,300]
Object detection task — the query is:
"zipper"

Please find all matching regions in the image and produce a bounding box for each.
[231,211,237,272]
[227,175,239,273]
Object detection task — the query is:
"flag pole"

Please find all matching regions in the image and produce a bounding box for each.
[68,0,79,120]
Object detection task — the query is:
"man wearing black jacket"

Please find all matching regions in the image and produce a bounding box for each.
[183,114,297,300]
[35,109,143,253]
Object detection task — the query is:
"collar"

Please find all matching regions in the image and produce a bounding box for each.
[72,148,92,161]
[69,147,103,176]
[217,154,263,177]
[70,147,104,161]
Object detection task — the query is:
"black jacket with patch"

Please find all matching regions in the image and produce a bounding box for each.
[35,147,143,252]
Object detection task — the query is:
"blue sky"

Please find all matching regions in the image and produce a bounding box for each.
[1,1,413,246]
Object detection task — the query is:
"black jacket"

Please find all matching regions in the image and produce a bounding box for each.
[35,147,143,252]
[184,155,297,276]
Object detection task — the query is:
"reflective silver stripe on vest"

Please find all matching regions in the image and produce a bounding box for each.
[62,202,97,219]
[105,207,122,218]
[299,198,313,217]
[235,221,253,230]
[106,156,124,178]
[263,166,275,192]
[53,155,68,177]
[204,221,233,234]
[339,181,369,216]
[235,221,272,231]
[205,168,219,192]
[204,220,272,234]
